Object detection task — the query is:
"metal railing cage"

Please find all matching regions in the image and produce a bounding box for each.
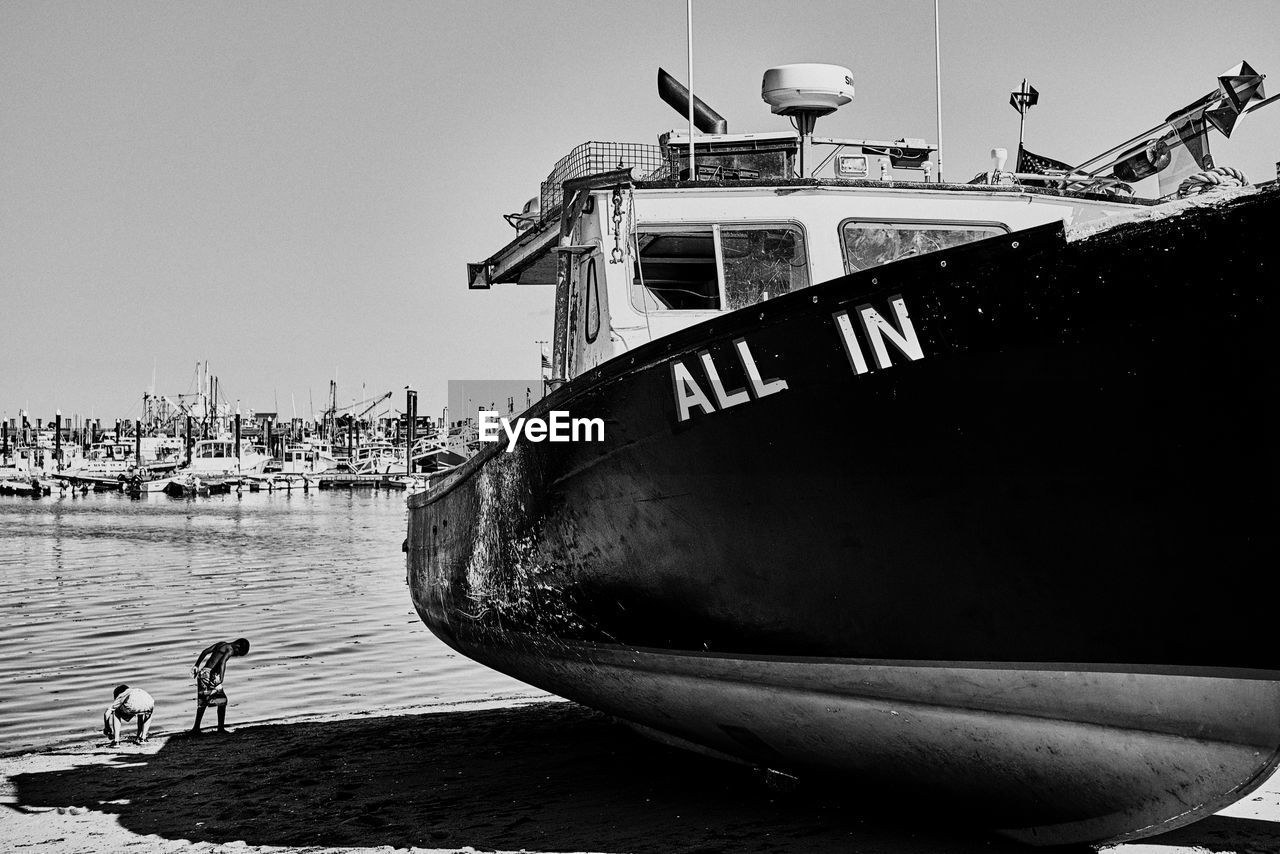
[540,142,671,214]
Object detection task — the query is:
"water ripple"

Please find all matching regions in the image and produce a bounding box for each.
[0,490,540,754]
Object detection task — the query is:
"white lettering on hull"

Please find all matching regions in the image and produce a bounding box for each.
[672,362,718,422]
[736,338,789,399]
[833,295,925,373]
[671,339,788,423]
[671,295,926,424]
[698,350,751,410]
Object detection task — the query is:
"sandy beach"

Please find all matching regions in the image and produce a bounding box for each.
[3,698,1280,854]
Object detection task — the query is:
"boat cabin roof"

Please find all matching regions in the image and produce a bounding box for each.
[473,177,1148,288]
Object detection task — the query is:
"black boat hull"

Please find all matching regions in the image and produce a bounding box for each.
[407,188,1279,844]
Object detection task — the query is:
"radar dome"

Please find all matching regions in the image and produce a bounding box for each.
[762,64,855,116]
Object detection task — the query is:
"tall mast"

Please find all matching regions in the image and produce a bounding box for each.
[686,0,695,180]
[933,0,944,182]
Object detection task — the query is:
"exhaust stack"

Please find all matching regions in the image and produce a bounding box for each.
[657,68,727,134]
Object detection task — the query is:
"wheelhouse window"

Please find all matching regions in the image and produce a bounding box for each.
[839,220,1006,274]
[632,224,809,312]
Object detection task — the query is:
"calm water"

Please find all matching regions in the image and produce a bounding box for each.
[0,488,542,755]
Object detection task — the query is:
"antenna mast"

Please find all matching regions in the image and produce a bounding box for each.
[687,0,695,180]
[933,0,944,182]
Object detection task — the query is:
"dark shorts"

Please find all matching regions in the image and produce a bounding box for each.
[195,668,228,707]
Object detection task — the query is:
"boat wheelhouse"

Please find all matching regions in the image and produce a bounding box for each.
[279,443,339,474]
[472,166,1144,370]
[75,441,137,473]
[184,438,269,475]
[345,440,406,475]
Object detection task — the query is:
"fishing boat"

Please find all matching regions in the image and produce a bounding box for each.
[63,437,181,489]
[62,441,137,478]
[0,478,45,497]
[165,472,210,497]
[345,440,407,475]
[180,438,270,477]
[123,470,174,495]
[279,443,339,475]
[405,60,1278,845]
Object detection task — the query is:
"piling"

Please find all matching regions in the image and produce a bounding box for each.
[406,388,417,476]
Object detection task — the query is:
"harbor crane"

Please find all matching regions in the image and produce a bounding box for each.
[328,389,395,449]
[330,390,394,423]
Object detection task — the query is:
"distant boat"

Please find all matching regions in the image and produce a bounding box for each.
[180,438,269,477]
[0,478,44,497]
[278,443,339,475]
[63,438,181,483]
[124,472,173,495]
[165,473,209,497]
[62,441,137,479]
[344,441,406,475]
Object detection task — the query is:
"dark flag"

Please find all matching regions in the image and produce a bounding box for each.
[1010,83,1039,115]
[1016,145,1074,175]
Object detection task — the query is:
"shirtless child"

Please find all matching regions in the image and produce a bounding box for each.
[190,637,250,734]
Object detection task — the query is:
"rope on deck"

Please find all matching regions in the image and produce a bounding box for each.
[1178,166,1250,198]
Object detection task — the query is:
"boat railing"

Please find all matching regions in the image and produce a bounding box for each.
[539,142,670,220]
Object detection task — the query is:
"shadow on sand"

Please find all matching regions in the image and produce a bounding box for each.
[7,701,1279,853]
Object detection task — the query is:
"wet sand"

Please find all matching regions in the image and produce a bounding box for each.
[4,699,1280,854]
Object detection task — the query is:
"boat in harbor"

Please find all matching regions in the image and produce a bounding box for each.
[165,472,211,497]
[123,470,174,495]
[0,477,49,498]
[181,437,270,477]
[405,60,1278,845]
[348,441,407,475]
[58,440,135,476]
[62,437,182,490]
[279,442,339,475]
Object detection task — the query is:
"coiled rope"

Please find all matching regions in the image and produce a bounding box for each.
[1178,166,1250,198]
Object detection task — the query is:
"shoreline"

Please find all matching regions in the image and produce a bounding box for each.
[0,693,551,761]
[4,698,1280,854]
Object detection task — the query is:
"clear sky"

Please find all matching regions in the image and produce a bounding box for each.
[2,0,1277,425]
